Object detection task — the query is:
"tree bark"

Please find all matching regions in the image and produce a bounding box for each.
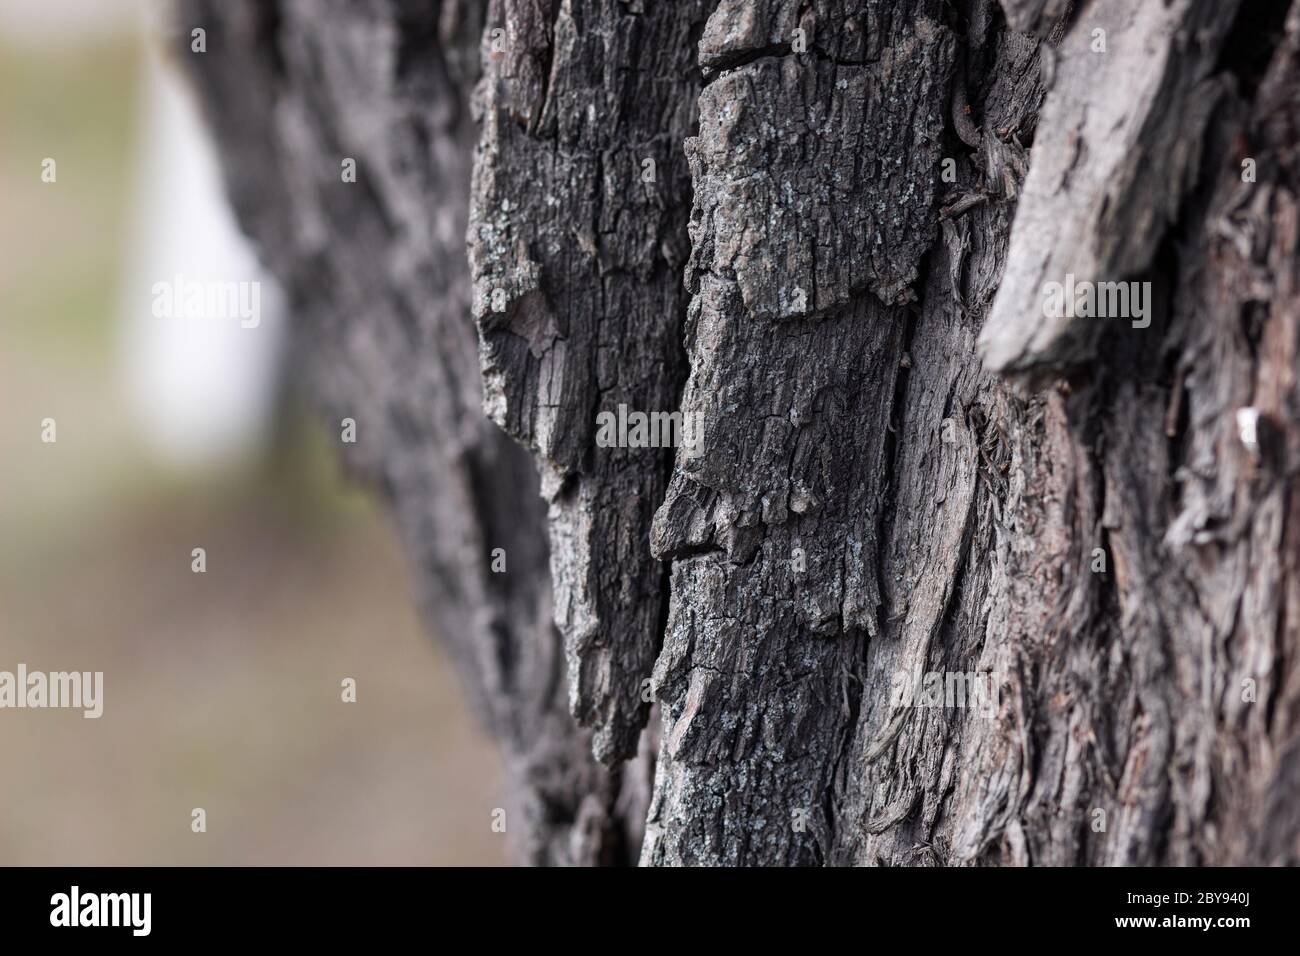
[181,0,1300,865]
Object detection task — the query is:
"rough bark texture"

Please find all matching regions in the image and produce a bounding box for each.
[467,0,709,765]
[980,0,1242,372]
[182,0,1300,866]
[179,0,646,866]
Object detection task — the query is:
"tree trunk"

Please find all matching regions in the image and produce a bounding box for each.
[181,0,1300,865]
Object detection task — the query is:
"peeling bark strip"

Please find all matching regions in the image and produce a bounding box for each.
[997,0,1074,37]
[184,0,1300,866]
[979,0,1242,373]
[468,0,710,765]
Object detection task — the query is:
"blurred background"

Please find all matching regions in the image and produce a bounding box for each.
[0,0,506,864]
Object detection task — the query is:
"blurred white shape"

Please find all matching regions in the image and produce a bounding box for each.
[119,31,286,469]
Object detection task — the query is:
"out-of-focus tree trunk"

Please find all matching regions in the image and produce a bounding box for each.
[182,0,1300,865]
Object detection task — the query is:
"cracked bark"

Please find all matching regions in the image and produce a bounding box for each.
[183,0,1300,865]
[468,0,711,765]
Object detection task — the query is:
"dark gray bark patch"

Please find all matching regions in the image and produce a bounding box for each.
[468,0,711,764]
[688,7,954,316]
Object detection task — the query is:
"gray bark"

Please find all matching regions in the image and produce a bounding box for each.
[182,0,1300,866]
[467,0,708,765]
[178,0,643,865]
